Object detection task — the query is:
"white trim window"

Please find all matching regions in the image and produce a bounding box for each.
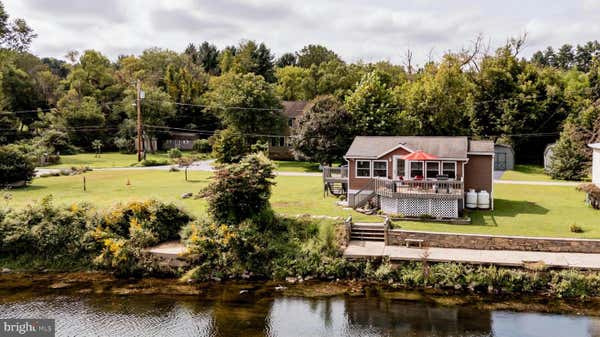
[373,160,388,178]
[442,161,456,179]
[409,161,423,178]
[356,160,371,178]
[425,161,440,179]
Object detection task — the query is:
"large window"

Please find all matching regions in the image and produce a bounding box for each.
[395,158,405,178]
[373,161,388,177]
[426,162,440,179]
[410,161,423,178]
[356,160,371,177]
[442,162,456,179]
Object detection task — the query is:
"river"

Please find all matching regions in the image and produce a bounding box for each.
[1,283,600,337]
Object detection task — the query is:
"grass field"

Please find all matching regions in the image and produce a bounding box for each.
[499,164,589,182]
[42,152,320,173]
[5,169,600,238]
[41,152,173,168]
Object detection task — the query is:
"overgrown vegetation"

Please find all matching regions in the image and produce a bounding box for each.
[0,145,35,187]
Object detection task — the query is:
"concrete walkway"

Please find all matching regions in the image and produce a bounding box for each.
[344,240,600,270]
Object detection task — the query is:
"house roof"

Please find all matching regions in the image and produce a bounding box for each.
[282,101,309,118]
[589,143,600,149]
[345,136,471,159]
[469,140,495,154]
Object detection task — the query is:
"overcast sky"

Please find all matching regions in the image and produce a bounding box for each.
[5,0,600,65]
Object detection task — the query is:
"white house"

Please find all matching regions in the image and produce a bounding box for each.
[589,143,600,186]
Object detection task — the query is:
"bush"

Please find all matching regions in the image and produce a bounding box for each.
[211,127,249,163]
[206,153,276,225]
[0,196,93,260]
[0,145,36,187]
[570,223,584,233]
[91,200,192,276]
[193,139,212,153]
[114,137,135,154]
[168,148,182,159]
[140,159,169,166]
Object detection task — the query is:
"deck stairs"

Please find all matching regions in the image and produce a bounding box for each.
[325,181,347,196]
[350,222,385,241]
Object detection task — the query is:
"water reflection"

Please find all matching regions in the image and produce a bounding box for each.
[0,292,599,337]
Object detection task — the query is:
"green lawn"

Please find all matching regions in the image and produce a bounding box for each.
[41,152,321,173]
[273,160,320,173]
[499,164,589,182]
[42,152,173,168]
[5,170,600,238]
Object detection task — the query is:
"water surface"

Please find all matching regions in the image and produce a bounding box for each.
[1,290,599,337]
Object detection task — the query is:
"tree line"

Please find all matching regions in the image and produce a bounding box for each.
[1,1,599,179]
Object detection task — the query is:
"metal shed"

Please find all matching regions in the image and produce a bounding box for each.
[494,144,514,171]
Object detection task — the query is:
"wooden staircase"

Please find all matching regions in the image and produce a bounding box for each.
[350,222,385,241]
[325,181,347,196]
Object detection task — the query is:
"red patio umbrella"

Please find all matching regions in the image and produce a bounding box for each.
[401,150,439,161]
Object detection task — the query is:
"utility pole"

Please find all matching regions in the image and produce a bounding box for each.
[136,79,143,162]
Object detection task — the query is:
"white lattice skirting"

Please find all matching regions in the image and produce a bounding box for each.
[380,196,458,218]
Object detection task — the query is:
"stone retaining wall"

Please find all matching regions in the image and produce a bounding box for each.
[387,229,600,253]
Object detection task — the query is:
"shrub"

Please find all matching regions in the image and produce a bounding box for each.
[570,223,584,233]
[140,159,169,166]
[91,200,192,276]
[193,139,211,153]
[0,145,36,187]
[0,196,94,260]
[168,148,182,159]
[206,152,276,225]
[211,127,249,163]
[114,137,135,154]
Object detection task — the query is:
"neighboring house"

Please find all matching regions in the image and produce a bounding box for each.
[494,143,514,171]
[323,136,494,218]
[589,143,600,186]
[544,143,556,171]
[268,100,309,160]
[162,131,199,150]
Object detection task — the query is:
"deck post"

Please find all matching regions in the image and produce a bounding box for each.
[383,216,390,245]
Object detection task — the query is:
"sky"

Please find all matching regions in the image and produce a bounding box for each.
[4,0,600,65]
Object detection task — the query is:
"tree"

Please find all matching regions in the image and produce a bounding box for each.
[206,152,276,225]
[204,72,284,138]
[276,52,297,67]
[275,66,313,100]
[556,44,575,70]
[120,86,175,152]
[92,139,103,157]
[398,55,475,136]
[229,40,275,82]
[211,127,249,163]
[547,121,589,180]
[296,44,341,68]
[0,2,36,51]
[197,41,220,75]
[292,95,353,164]
[345,71,399,135]
[0,145,35,187]
[56,91,105,148]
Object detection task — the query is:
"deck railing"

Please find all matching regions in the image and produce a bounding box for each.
[374,178,463,199]
[323,166,348,182]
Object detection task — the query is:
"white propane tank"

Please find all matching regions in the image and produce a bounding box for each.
[477,190,490,209]
[466,189,477,209]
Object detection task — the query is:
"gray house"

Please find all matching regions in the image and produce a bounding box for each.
[494,144,514,170]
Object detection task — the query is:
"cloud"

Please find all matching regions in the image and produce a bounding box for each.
[4,0,600,65]
[150,8,239,38]
[20,0,128,23]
